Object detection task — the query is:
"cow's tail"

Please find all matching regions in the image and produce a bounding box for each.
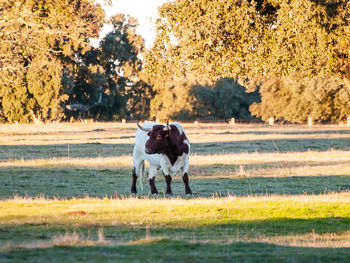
[139,161,146,190]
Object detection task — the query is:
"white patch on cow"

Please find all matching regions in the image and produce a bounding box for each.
[161,152,189,177]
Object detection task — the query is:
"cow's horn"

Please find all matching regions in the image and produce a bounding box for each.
[137,122,152,132]
[163,120,171,131]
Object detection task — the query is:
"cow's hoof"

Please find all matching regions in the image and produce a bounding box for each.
[186,194,192,197]
[131,192,137,197]
[166,193,173,197]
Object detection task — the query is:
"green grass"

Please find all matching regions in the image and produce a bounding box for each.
[2,195,350,228]
[1,196,350,262]
[1,123,350,262]
[1,166,349,199]
[3,238,349,263]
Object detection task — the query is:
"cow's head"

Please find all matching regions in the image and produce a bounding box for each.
[137,121,171,154]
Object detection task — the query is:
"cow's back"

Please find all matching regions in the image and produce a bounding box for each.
[171,122,190,152]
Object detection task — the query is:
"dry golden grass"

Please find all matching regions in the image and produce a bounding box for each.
[249,231,350,248]
[0,122,350,145]
[1,150,350,180]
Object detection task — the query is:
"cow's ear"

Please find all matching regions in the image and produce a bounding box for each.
[148,132,151,136]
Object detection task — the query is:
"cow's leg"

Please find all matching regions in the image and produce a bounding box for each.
[182,172,192,195]
[131,167,137,195]
[132,156,144,195]
[132,149,144,195]
[149,177,158,195]
[164,174,173,195]
[148,166,158,195]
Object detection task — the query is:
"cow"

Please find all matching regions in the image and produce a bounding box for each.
[131,121,192,196]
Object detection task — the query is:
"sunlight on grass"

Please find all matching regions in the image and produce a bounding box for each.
[250,231,350,248]
[1,122,350,146]
[1,149,350,168]
[1,193,350,227]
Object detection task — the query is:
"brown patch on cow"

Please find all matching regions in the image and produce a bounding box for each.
[68,211,86,215]
[145,125,169,154]
[145,124,189,166]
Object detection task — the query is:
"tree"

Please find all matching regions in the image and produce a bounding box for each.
[149,78,194,121]
[68,14,152,121]
[249,0,350,123]
[146,0,266,84]
[0,0,104,122]
[191,78,260,120]
[259,0,350,78]
[148,77,259,121]
[249,76,350,123]
[148,0,350,81]
[145,0,350,123]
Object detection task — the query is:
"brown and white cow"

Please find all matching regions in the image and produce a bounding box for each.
[131,121,192,196]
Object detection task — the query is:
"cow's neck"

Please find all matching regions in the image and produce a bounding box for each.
[161,125,189,166]
[164,129,188,166]
[163,142,182,166]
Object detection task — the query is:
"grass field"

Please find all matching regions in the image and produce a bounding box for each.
[1,122,350,262]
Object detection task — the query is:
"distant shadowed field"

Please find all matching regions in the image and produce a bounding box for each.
[0,122,350,262]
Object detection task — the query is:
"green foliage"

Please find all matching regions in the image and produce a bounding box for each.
[190,85,217,119]
[191,78,260,120]
[148,77,259,121]
[260,0,350,78]
[68,14,151,121]
[0,2,148,122]
[335,80,350,120]
[0,0,105,123]
[149,0,350,81]
[27,58,67,120]
[147,0,265,84]
[150,79,193,121]
[0,72,33,123]
[145,0,350,123]
[1,0,349,123]
[250,76,350,123]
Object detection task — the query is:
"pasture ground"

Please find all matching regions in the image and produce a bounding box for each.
[0,122,350,262]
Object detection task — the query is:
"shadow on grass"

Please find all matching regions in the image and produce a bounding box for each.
[0,166,349,199]
[218,129,350,136]
[1,135,350,160]
[1,224,350,262]
[0,143,133,160]
[190,175,350,197]
[2,217,350,242]
[0,167,130,199]
[191,137,350,154]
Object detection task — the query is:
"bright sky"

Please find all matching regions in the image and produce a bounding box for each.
[95,0,169,49]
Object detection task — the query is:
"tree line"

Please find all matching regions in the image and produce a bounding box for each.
[0,0,151,122]
[1,0,350,123]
